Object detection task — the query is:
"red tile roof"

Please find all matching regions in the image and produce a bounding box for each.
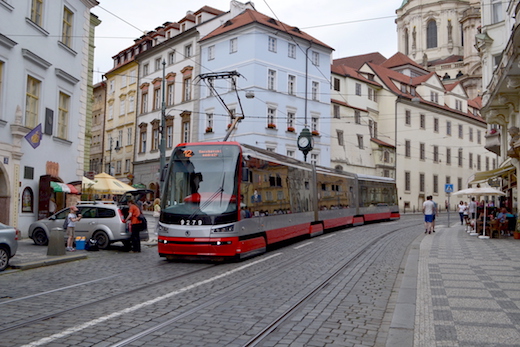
[331,64,381,88]
[333,52,387,70]
[380,52,427,72]
[331,99,368,112]
[194,6,225,16]
[371,137,395,148]
[200,9,333,50]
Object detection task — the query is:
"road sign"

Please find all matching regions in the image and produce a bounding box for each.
[445,184,454,193]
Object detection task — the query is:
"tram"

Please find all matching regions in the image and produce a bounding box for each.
[157,142,399,260]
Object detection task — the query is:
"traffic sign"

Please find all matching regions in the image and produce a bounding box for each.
[445,184,454,193]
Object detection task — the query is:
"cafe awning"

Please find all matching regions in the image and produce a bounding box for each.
[50,181,79,194]
[469,160,516,184]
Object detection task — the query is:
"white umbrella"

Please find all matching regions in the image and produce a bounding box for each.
[453,187,506,238]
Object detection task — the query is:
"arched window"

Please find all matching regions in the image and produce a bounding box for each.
[22,187,34,212]
[404,28,409,55]
[427,20,437,48]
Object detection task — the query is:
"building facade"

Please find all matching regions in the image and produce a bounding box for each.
[0,0,98,235]
[396,0,482,99]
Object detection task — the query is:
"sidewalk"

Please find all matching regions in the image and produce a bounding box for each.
[388,219,520,346]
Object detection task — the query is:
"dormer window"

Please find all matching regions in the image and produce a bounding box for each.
[430,91,438,104]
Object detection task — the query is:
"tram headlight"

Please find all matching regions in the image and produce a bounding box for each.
[211,225,235,233]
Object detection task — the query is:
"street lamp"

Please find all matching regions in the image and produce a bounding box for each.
[107,137,121,176]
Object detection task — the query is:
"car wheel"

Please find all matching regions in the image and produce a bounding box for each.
[0,246,10,271]
[33,228,49,246]
[93,231,110,249]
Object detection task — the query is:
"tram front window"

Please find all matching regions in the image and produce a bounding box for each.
[163,145,240,225]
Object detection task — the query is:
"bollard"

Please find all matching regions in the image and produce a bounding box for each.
[47,227,66,256]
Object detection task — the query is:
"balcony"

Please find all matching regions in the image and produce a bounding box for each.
[485,130,500,155]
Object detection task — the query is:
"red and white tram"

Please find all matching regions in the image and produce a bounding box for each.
[157,142,399,260]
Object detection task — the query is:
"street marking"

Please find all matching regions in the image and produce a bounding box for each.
[20,252,283,347]
[294,242,313,249]
[0,275,120,305]
[321,234,335,240]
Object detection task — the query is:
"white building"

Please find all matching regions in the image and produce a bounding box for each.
[333,52,493,212]
[0,0,99,235]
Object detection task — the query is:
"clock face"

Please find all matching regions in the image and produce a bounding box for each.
[298,137,309,148]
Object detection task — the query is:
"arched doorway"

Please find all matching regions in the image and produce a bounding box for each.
[0,164,10,224]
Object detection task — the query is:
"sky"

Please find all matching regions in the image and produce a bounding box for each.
[92,0,402,83]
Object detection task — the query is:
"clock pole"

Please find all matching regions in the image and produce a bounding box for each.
[297,128,313,162]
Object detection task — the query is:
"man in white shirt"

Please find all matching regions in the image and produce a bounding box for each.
[423,195,435,234]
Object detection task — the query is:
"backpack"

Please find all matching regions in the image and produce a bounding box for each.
[85,238,99,251]
[137,214,147,230]
[63,216,69,229]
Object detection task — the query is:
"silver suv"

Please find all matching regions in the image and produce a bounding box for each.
[0,222,19,271]
[29,204,148,249]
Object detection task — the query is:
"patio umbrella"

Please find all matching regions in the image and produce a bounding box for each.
[453,187,506,238]
[90,172,136,195]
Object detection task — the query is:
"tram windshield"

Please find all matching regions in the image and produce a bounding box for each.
[162,144,240,225]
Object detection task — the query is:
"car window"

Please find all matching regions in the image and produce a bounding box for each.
[97,208,116,218]
[78,207,97,218]
[54,209,69,220]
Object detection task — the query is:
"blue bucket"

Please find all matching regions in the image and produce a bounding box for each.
[75,238,85,250]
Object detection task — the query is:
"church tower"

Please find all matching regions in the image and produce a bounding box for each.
[395,0,481,99]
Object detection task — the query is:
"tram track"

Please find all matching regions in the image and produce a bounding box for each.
[105,221,415,347]
[0,264,216,335]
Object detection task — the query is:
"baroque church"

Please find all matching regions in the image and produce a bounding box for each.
[395,0,482,99]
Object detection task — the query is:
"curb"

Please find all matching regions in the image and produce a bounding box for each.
[10,254,88,270]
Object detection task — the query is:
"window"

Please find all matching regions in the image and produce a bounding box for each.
[333,78,340,91]
[25,76,41,128]
[477,155,481,170]
[405,171,411,191]
[486,156,489,171]
[434,118,439,132]
[311,153,318,165]
[287,111,295,128]
[405,110,411,125]
[288,43,296,58]
[139,128,147,153]
[469,128,473,142]
[446,121,451,136]
[268,36,277,52]
[430,91,438,103]
[31,0,43,26]
[469,153,473,168]
[455,99,462,111]
[152,127,159,151]
[287,150,295,158]
[62,7,73,48]
[129,70,136,84]
[108,104,113,120]
[355,83,361,96]
[267,107,276,126]
[458,124,463,138]
[57,92,70,139]
[119,98,125,116]
[354,110,361,124]
[419,173,425,192]
[492,0,503,23]
[458,148,463,167]
[426,20,437,48]
[368,88,376,101]
[405,140,411,158]
[166,125,173,148]
[420,114,425,129]
[312,81,319,101]
[337,130,344,146]
[167,82,174,106]
[230,38,237,53]
[154,58,161,72]
[420,143,425,160]
[142,64,149,76]
[182,120,190,143]
[312,51,319,66]
[141,91,148,114]
[433,174,438,194]
[125,159,131,173]
[153,88,161,110]
[127,127,132,145]
[477,130,481,144]
[168,51,176,64]
[288,75,295,95]
[446,148,451,165]
[311,116,319,133]
[184,44,192,58]
[333,105,340,119]
[267,69,276,90]
[433,145,439,162]
[208,45,215,60]
[183,77,191,101]
[458,177,462,192]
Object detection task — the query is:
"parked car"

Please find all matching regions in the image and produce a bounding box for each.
[28,203,148,249]
[0,222,19,271]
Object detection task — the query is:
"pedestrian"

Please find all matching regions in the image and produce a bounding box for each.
[458,200,466,225]
[423,195,435,234]
[468,197,477,220]
[153,198,161,218]
[125,199,143,253]
[66,206,81,251]
[431,197,438,232]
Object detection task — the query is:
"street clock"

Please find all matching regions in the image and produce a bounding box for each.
[297,128,313,160]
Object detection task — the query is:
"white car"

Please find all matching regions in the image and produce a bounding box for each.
[0,222,19,271]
